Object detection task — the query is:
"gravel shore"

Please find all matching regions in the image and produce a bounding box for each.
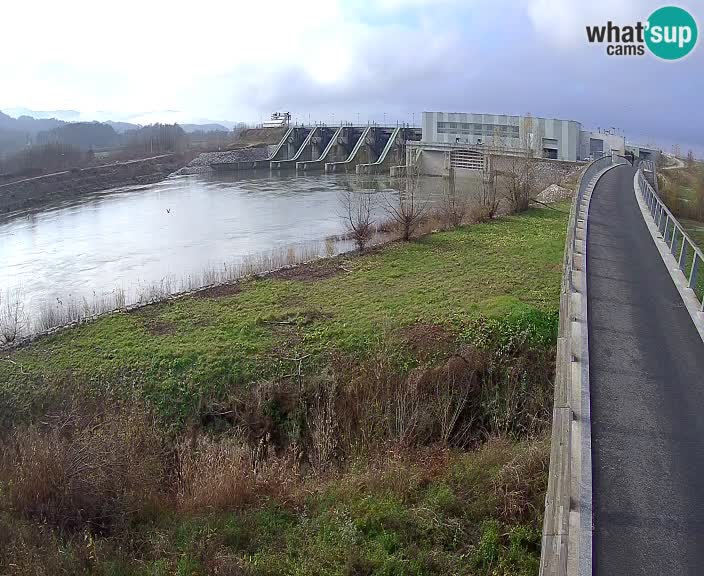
[174,148,270,175]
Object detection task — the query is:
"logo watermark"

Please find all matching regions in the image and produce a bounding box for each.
[586,5,698,59]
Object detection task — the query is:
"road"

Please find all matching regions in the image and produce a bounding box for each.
[588,164,704,575]
[0,154,173,189]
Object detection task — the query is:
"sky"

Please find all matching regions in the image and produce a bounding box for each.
[1,0,702,153]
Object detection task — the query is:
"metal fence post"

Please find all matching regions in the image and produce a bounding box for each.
[690,254,700,290]
[679,240,688,273]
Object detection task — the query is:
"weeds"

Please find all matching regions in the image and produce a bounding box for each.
[0,401,167,532]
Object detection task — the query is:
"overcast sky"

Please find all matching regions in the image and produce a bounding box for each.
[1,0,702,153]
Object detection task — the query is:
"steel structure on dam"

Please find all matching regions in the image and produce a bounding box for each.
[212,125,421,175]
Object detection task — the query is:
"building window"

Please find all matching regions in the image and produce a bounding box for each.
[589,138,604,156]
[437,122,519,139]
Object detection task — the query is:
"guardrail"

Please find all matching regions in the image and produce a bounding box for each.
[540,153,627,576]
[637,160,704,307]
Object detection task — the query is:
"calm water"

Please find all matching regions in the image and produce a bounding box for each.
[0,171,446,324]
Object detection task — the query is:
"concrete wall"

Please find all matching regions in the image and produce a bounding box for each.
[626,144,660,163]
[421,112,582,162]
[579,130,626,159]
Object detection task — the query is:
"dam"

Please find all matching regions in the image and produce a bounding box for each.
[212,125,422,175]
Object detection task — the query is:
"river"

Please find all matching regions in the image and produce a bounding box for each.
[0,171,448,332]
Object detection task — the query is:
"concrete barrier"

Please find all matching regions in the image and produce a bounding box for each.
[540,154,627,576]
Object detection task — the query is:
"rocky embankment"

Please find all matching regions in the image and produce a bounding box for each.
[174,147,271,175]
[536,183,574,203]
[0,155,187,215]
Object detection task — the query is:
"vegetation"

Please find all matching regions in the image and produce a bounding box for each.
[0,203,570,575]
[658,160,704,238]
[0,109,248,180]
[1,205,566,424]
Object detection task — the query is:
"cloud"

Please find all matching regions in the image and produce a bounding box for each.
[526,0,643,47]
[0,0,701,153]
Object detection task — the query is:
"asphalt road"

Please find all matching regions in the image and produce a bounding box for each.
[588,164,704,574]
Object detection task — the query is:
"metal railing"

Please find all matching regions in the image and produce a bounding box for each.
[637,160,704,308]
[540,152,627,576]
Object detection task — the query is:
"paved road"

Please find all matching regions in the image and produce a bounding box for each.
[588,164,704,575]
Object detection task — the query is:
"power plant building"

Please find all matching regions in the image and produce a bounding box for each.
[420,111,626,162]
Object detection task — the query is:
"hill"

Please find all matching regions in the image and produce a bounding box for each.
[180,123,229,133]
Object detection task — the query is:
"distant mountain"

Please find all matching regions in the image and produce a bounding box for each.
[0,108,240,159]
[3,108,81,122]
[190,119,238,130]
[180,123,229,133]
[37,122,119,151]
[106,121,141,133]
[0,110,65,133]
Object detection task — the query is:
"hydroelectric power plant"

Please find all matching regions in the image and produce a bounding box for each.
[205,111,659,180]
[210,124,422,175]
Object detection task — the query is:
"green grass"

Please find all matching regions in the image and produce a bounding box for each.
[682,218,704,250]
[0,205,567,575]
[0,204,569,425]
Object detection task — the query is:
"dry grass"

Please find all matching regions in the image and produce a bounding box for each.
[0,402,167,532]
[492,436,550,522]
[176,432,301,514]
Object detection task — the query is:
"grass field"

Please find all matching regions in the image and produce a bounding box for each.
[659,161,704,229]
[0,202,569,575]
[1,204,567,426]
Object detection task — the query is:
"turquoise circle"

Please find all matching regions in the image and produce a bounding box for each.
[645,6,698,60]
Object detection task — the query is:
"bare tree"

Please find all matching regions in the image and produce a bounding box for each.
[439,168,467,228]
[687,149,695,166]
[0,289,26,345]
[385,170,428,241]
[504,115,537,213]
[340,189,374,251]
[492,125,505,151]
[480,168,500,219]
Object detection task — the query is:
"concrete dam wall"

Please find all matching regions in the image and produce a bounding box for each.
[211,125,421,175]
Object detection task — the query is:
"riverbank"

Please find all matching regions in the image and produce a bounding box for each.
[0,154,189,215]
[0,203,569,574]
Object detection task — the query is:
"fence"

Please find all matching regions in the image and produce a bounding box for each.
[637,160,704,307]
[540,153,628,575]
